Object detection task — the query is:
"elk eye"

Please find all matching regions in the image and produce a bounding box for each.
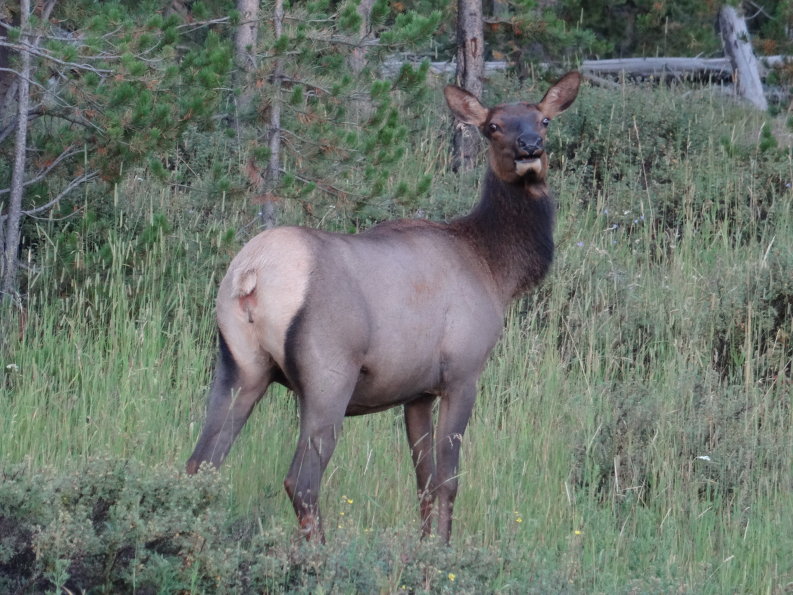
[541,117,550,127]
[487,123,499,133]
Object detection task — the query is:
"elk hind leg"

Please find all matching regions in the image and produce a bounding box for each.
[186,330,271,473]
[282,367,358,542]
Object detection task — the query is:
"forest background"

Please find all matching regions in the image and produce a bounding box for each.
[1,0,792,592]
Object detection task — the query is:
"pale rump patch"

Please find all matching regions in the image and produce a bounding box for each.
[514,158,542,177]
[217,227,314,371]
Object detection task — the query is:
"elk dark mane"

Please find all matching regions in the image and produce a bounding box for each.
[452,169,556,299]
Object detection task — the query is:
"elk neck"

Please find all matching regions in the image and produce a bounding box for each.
[451,168,556,303]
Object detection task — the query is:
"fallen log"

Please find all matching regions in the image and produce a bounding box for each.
[581,57,732,81]
[383,55,793,86]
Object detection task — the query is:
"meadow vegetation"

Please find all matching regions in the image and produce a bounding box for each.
[1,77,792,593]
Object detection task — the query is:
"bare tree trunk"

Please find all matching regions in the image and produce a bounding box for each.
[452,0,484,171]
[2,0,56,300]
[719,4,768,111]
[0,8,20,130]
[258,0,282,230]
[349,0,375,74]
[235,0,259,115]
[0,79,19,132]
[1,0,31,301]
[491,0,509,20]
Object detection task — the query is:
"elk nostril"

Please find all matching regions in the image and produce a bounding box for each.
[517,135,543,156]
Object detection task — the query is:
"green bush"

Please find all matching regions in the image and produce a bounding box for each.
[0,459,572,592]
[550,83,791,238]
[0,459,226,593]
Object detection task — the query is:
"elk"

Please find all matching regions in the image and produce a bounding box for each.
[186,72,581,543]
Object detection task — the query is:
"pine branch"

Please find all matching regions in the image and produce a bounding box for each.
[303,33,381,48]
[21,171,98,217]
[0,146,83,196]
[1,104,105,146]
[283,168,361,201]
[175,16,268,32]
[0,66,50,94]
[0,39,113,74]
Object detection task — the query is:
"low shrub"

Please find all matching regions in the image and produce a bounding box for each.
[0,458,571,593]
[0,458,226,593]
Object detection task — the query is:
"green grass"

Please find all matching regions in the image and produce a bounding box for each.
[1,80,792,592]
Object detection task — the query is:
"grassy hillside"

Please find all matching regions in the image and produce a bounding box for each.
[1,77,791,593]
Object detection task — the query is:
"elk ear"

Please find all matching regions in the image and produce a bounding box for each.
[538,71,581,119]
[444,85,489,127]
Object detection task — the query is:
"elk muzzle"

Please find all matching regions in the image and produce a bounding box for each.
[514,133,544,177]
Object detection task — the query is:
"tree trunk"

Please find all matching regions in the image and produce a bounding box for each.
[452,0,484,171]
[349,0,376,74]
[0,7,20,130]
[235,0,260,116]
[1,0,31,301]
[258,0,283,230]
[490,0,509,20]
[718,5,768,111]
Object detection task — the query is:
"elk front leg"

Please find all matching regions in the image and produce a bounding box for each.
[404,394,437,538]
[435,382,477,544]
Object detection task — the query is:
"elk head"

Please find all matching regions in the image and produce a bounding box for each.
[444,72,581,184]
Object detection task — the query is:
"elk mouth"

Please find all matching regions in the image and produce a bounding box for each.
[514,155,542,176]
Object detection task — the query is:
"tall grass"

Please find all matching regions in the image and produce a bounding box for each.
[1,80,792,592]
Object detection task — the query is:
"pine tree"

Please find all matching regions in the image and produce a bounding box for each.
[0,0,234,297]
[239,0,443,227]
